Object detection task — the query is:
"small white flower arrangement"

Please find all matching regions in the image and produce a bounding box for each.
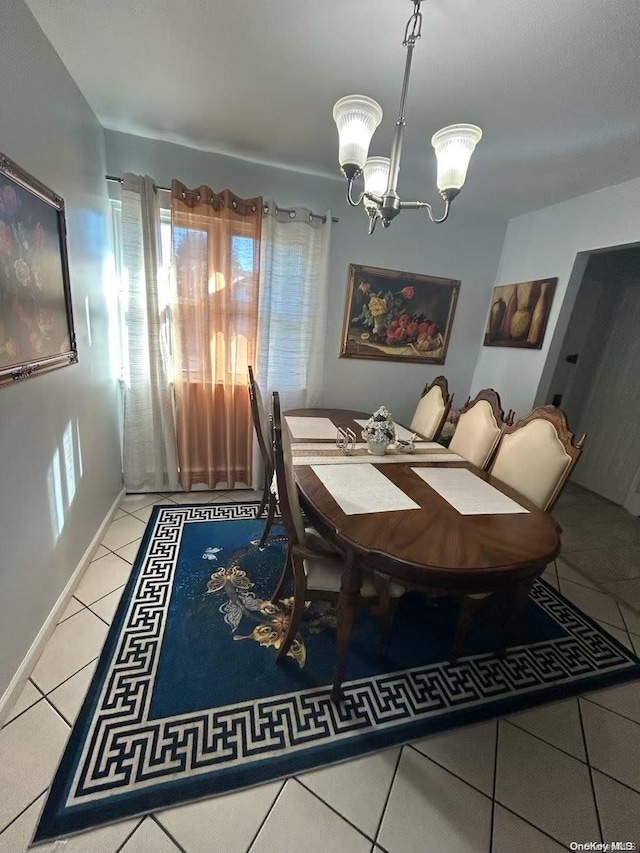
[361,406,396,454]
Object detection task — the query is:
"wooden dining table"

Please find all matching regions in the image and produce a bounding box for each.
[286,408,562,701]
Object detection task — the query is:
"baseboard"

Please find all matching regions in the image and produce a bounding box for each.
[0,486,126,727]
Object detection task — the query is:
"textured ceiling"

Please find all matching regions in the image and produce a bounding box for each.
[24,0,640,217]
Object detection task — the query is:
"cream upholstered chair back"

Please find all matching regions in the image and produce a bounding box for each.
[272,392,307,545]
[409,376,451,440]
[449,390,508,469]
[490,406,585,511]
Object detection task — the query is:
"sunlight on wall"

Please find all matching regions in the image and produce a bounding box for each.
[47,449,64,541]
[47,420,84,542]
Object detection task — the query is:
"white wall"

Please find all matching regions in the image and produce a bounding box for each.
[105,131,507,424]
[0,0,122,694]
[470,176,640,416]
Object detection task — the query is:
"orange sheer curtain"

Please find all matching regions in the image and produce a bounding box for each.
[171,182,262,489]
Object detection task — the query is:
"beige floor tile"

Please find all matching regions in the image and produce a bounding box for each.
[0,793,138,853]
[495,721,598,846]
[31,609,108,693]
[558,579,625,628]
[120,492,165,513]
[89,586,125,624]
[505,698,585,761]
[568,546,640,584]
[168,491,221,504]
[91,544,110,561]
[584,679,640,725]
[602,578,640,609]
[115,538,143,564]
[592,769,640,845]
[0,701,68,833]
[120,817,181,852]
[620,604,640,635]
[595,621,634,652]
[580,699,640,792]
[133,503,159,522]
[158,780,282,853]
[222,489,263,502]
[491,804,567,853]
[101,515,147,551]
[556,558,599,590]
[48,660,97,724]
[377,747,492,853]
[113,508,127,520]
[2,681,40,727]
[74,552,132,606]
[412,719,497,796]
[249,779,369,853]
[561,521,640,554]
[299,748,400,837]
[58,596,84,622]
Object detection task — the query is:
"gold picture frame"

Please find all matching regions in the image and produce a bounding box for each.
[339,263,460,364]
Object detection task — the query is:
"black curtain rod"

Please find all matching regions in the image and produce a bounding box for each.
[105,175,338,224]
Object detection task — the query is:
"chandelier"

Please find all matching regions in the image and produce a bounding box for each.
[333,0,482,234]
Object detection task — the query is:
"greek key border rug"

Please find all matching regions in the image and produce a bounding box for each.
[34,503,640,845]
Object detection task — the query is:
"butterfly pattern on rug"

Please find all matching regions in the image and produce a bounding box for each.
[205,560,335,667]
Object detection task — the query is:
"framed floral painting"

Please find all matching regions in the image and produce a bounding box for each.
[340,263,460,364]
[0,152,77,388]
[483,278,557,349]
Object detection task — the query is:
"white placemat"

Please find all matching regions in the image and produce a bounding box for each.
[311,464,421,515]
[285,416,337,440]
[296,452,463,466]
[411,467,529,515]
[353,420,435,443]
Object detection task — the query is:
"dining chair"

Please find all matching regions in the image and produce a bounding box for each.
[271,391,403,662]
[489,405,586,512]
[409,375,452,440]
[248,365,276,548]
[449,389,513,470]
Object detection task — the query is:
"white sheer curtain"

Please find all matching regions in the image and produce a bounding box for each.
[257,203,332,410]
[121,174,179,492]
[252,203,331,488]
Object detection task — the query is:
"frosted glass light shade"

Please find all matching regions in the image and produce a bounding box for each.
[431,124,482,192]
[363,157,390,210]
[333,95,383,171]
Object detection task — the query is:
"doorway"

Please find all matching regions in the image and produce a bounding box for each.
[544,247,640,515]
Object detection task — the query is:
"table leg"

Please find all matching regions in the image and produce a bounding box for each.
[331,550,362,703]
[498,576,536,656]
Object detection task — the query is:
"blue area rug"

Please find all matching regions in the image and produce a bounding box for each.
[34,502,640,844]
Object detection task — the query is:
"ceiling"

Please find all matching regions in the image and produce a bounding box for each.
[25,0,640,218]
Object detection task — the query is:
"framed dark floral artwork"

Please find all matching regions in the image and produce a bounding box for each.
[340,263,460,364]
[483,278,557,349]
[0,152,77,388]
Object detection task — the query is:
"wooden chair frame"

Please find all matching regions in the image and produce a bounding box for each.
[455,388,514,470]
[490,404,586,512]
[416,375,453,441]
[271,392,395,662]
[248,365,276,547]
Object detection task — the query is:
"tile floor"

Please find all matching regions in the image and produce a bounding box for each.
[2,488,640,852]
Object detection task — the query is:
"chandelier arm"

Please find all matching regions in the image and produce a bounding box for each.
[346,178,365,207]
[399,197,451,224]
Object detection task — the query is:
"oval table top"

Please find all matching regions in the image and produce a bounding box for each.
[287,408,561,591]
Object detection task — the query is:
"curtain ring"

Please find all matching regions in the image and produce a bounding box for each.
[251,204,256,213]
[309,213,313,223]
[289,210,296,219]
[196,194,201,202]
[232,199,238,209]
[263,204,269,215]
[181,191,186,200]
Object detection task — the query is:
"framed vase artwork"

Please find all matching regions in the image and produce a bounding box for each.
[0,152,77,388]
[483,278,557,349]
[339,263,460,364]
